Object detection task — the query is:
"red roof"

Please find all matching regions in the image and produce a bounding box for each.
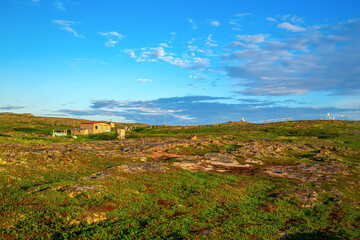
[81,122,110,124]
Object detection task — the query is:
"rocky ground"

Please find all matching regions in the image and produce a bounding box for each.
[1,137,356,178]
[0,118,359,239]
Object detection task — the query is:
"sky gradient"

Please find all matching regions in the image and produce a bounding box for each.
[1,0,360,124]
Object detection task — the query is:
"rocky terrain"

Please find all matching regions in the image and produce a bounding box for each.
[0,114,359,239]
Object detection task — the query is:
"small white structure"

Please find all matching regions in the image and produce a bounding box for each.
[117,129,126,139]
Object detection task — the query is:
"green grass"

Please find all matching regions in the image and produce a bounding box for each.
[0,114,359,239]
[1,170,358,239]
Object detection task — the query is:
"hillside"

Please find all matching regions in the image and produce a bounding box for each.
[0,113,359,239]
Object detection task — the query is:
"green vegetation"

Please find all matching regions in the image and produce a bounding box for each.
[0,113,359,239]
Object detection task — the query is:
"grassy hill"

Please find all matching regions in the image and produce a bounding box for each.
[0,113,359,239]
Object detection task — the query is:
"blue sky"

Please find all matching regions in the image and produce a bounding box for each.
[1,0,359,124]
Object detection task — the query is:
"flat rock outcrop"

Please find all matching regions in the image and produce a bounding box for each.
[112,161,167,173]
[265,162,348,182]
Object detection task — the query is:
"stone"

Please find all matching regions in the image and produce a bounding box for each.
[81,171,122,181]
[189,134,197,140]
[0,158,8,165]
[69,219,81,225]
[245,158,264,165]
[265,162,348,182]
[173,161,213,172]
[112,161,167,173]
[203,152,244,167]
[85,212,107,224]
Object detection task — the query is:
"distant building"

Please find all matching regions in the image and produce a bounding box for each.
[52,129,67,137]
[109,122,115,128]
[80,122,111,134]
[70,128,89,136]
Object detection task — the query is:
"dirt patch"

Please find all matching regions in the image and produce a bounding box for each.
[145,152,180,161]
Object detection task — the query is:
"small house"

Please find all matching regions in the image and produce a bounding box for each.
[109,122,115,128]
[52,129,67,137]
[80,122,111,134]
[70,128,89,136]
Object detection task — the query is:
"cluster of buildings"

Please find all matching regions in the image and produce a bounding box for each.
[52,121,125,139]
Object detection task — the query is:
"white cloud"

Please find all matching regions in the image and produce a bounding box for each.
[98,31,125,47]
[136,78,152,82]
[60,27,83,38]
[277,22,306,32]
[237,34,269,43]
[266,17,277,22]
[282,14,291,21]
[210,21,220,27]
[124,49,136,58]
[150,47,166,58]
[159,43,170,47]
[53,20,73,26]
[225,19,360,96]
[99,31,124,38]
[206,34,218,47]
[53,0,65,10]
[189,19,197,29]
[290,15,303,23]
[170,58,190,67]
[52,20,84,38]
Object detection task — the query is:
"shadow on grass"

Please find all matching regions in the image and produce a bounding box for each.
[286,231,343,240]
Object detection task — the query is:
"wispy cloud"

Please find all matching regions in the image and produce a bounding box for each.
[235,13,251,17]
[127,44,211,72]
[224,19,360,96]
[0,105,26,110]
[52,20,84,38]
[58,96,356,124]
[123,17,360,98]
[188,19,197,29]
[53,0,65,10]
[210,21,220,27]
[124,49,136,58]
[277,22,306,32]
[98,31,125,47]
[281,14,303,23]
[206,34,218,47]
[72,58,89,61]
[266,17,277,22]
[237,34,268,43]
[136,78,152,82]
